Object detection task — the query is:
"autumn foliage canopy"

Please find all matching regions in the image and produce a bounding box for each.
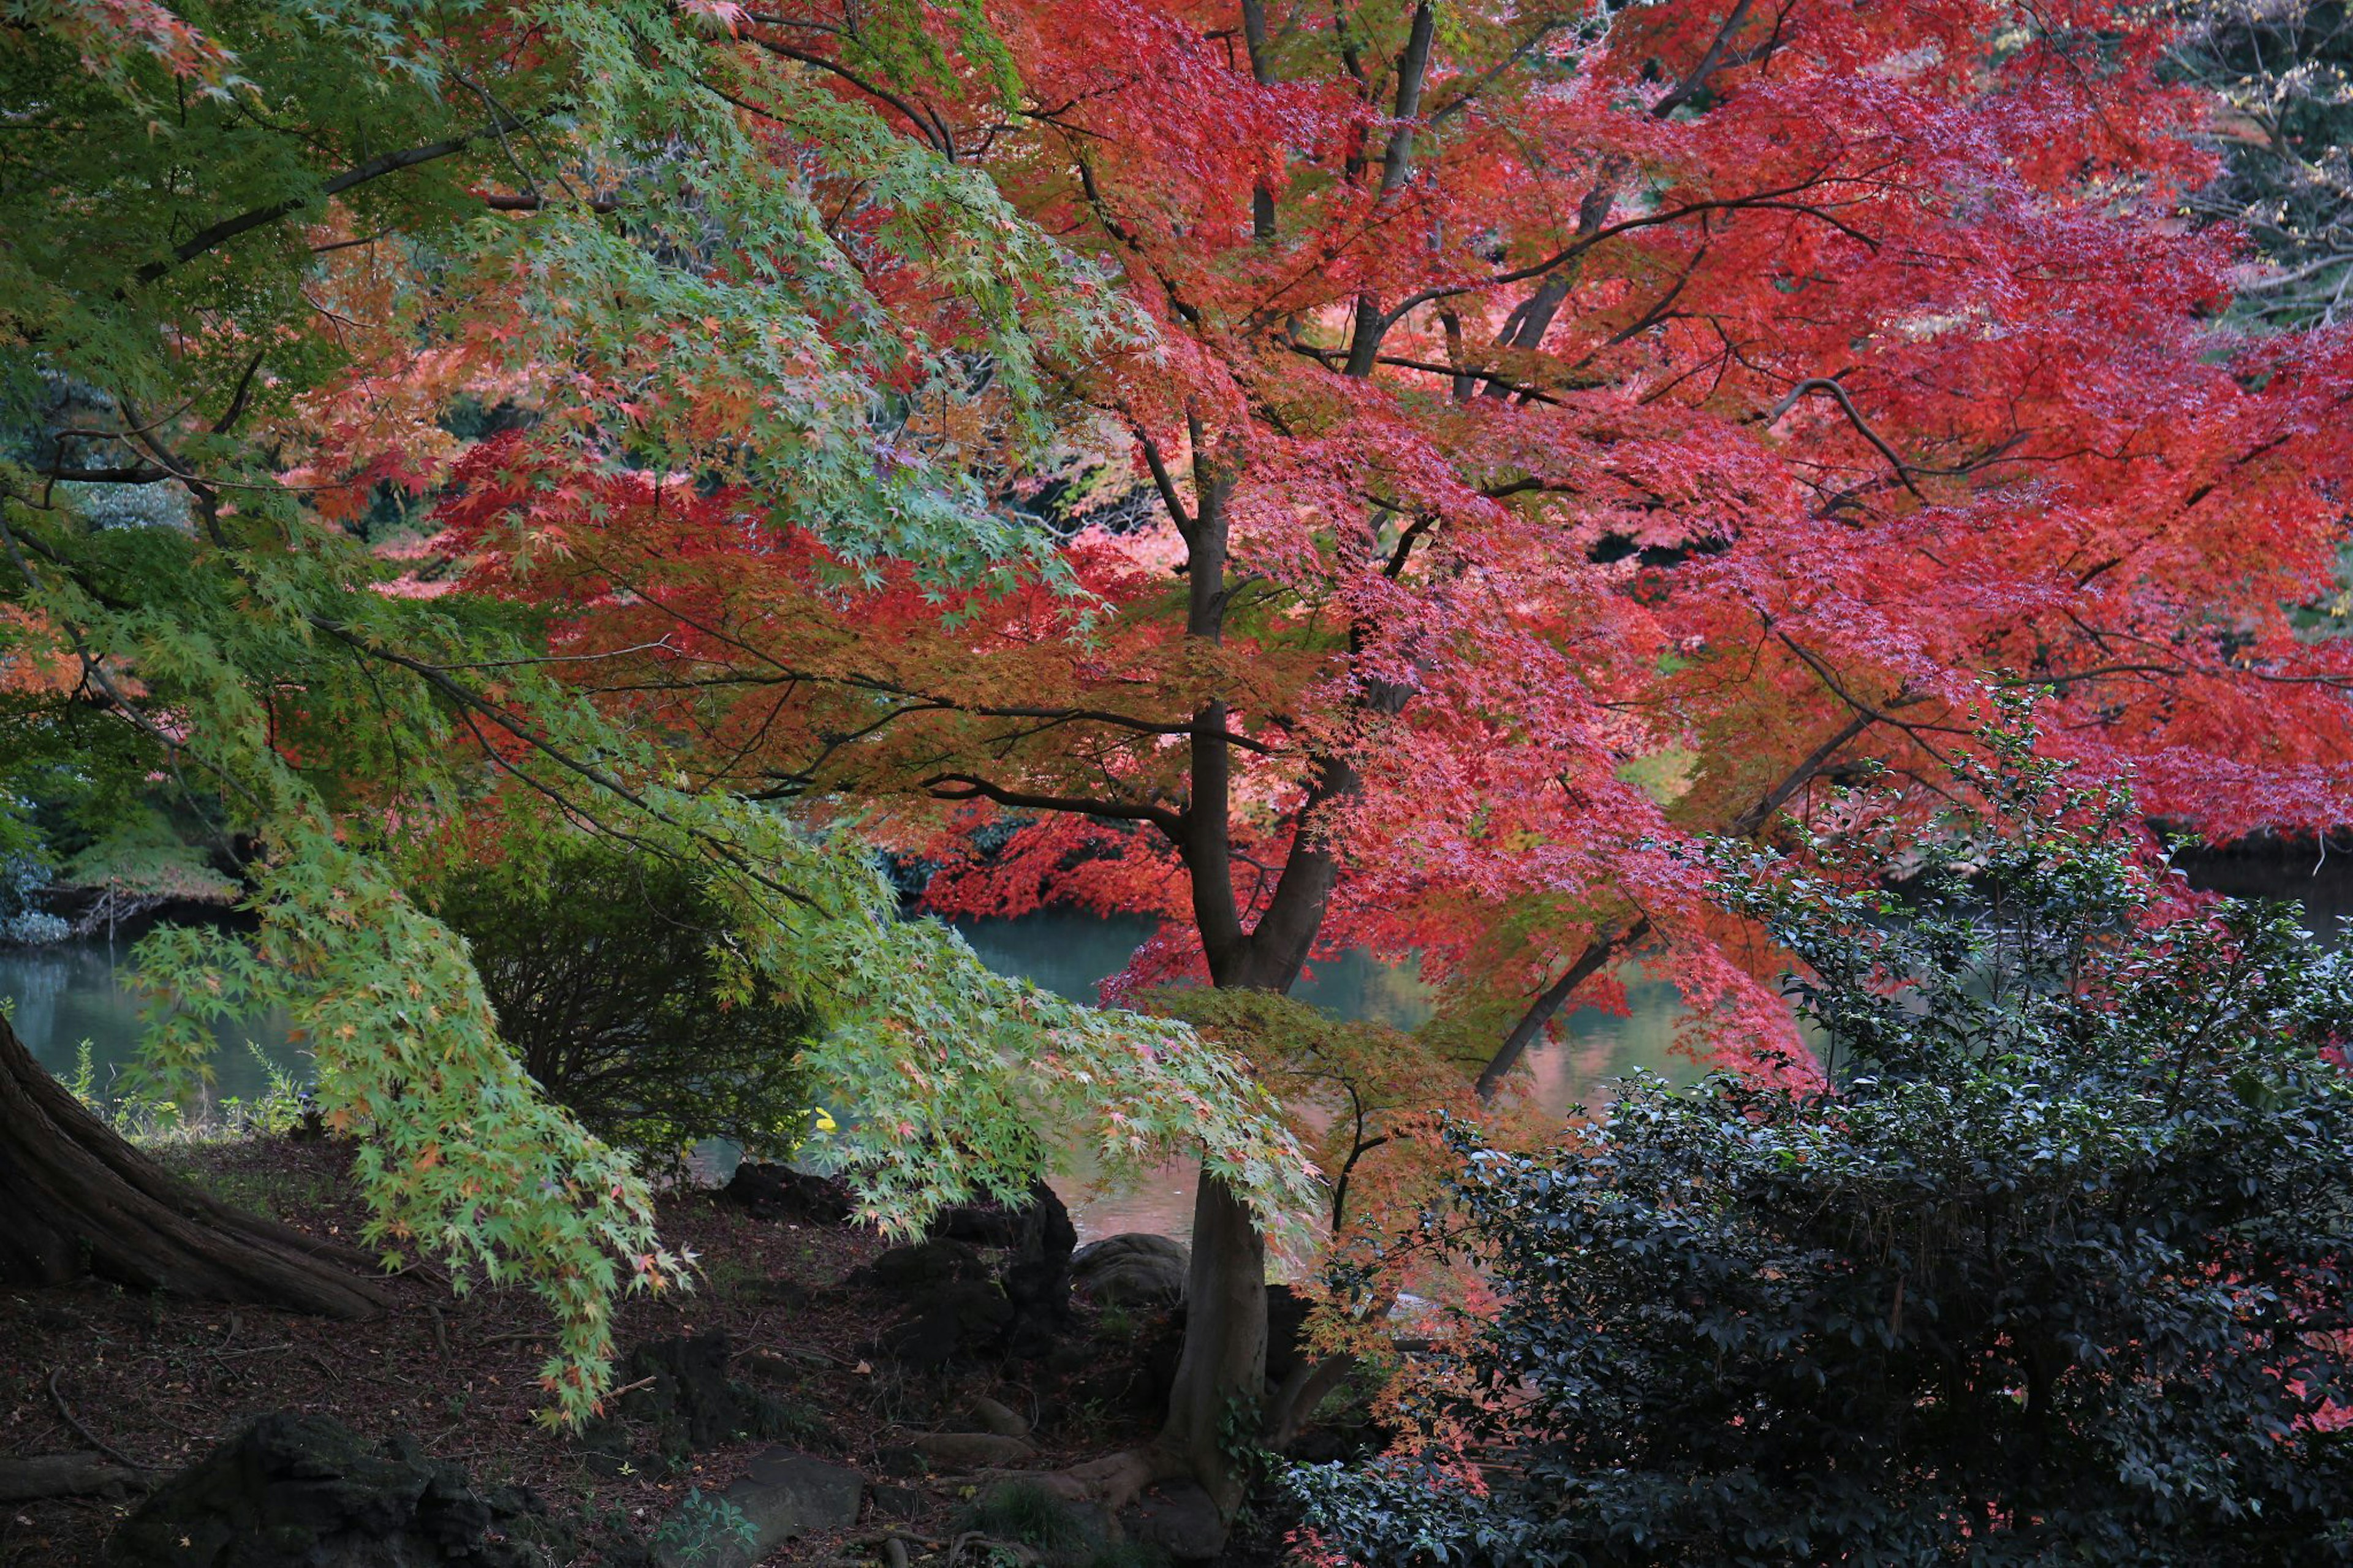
[431,0,2353,1079]
[5,0,2352,1474]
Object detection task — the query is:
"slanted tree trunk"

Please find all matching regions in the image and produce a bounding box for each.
[0,1012,390,1317]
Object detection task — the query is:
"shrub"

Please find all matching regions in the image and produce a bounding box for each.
[422,819,821,1164]
[0,849,65,944]
[1291,726,2353,1566]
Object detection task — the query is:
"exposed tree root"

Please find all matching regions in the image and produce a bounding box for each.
[0,1013,391,1317]
[0,1453,154,1503]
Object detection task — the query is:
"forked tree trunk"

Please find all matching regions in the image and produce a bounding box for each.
[0,1012,390,1317]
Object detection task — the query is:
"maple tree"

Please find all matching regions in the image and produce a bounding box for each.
[7,0,2352,1532]
[417,0,2353,1528]
[0,0,1310,1426]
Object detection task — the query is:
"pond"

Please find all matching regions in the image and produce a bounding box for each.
[4,846,2344,1243]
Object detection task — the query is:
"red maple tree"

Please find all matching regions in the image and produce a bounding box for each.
[427,0,2353,1526]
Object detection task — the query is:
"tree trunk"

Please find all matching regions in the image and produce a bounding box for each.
[1159,1172,1268,1513]
[0,1012,390,1317]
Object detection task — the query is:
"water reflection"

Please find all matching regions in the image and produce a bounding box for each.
[4,850,2335,1246]
[953,915,1704,1242]
[0,941,289,1103]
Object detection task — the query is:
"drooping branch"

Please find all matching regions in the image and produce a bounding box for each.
[740,27,956,157]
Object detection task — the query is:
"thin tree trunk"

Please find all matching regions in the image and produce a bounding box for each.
[1473,711,1879,1099]
[0,1012,390,1317]
[1474,919,1650,1100]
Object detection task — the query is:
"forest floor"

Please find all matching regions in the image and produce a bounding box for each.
[0,1132,1251,1567]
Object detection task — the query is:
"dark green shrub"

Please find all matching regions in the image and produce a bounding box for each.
[423,823,821,1164]
[1292,725,2353,1566]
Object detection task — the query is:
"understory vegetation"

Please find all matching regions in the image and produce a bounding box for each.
[417,801,825,1167]
[1290,743,2353,1566]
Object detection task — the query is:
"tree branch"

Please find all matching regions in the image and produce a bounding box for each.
[920,773,1185,839]
[740,29,955,157]
[135,119,527,286]
[1765,377,1927,501]
[1650,0,1754,120]
[1473,921,1646,1100]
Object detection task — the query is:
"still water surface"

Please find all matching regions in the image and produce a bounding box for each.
[5,848,2343,1242]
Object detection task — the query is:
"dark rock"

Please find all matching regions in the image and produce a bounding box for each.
[879,1279,1014,1368]
[571,1415,634,1478]
[858,1238,990,1293]
[928,1195,1024,1249]
[874,1445,930,1479]
[882,1189,1080,1360]
[1265,1283,1313,1390]
[1123,1479,1227,1564]
[719,1162,855,1224]
[620,1332,744,1450]
[870,1483,928,1520]
[917,1183,1080,1357]
[1070,1233,1188,1308]
[928,1180,1074,1259]
[995,1183,1078,1355]
[105,1412,571,1567]
[738,1450,862,1529]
